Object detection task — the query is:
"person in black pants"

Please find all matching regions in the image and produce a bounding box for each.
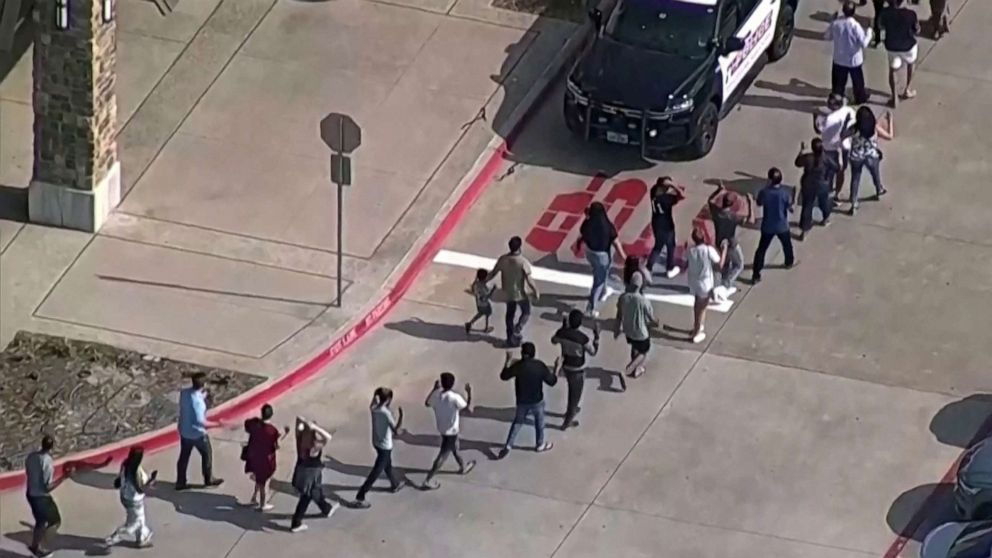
[645,177,686,279]
[289,417,337,532]
[551,310,601,428]
[752,168,796,284]
[870,0,888,45]
[826,2,873,104]
[795,138,839,240]
[354,388,406,508]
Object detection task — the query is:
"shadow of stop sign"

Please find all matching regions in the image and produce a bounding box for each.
[320,113,362,154]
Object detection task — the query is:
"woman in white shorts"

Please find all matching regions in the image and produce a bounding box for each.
[686,228,722,344]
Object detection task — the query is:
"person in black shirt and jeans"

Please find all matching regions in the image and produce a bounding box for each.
[551,310,601,429]
[497,342,558,458]
[576,202,626,317]
[880,0,920,107]
[645,177,686,280]
[794,138,839,240]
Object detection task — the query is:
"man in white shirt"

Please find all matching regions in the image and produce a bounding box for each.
[825,1,873,104]
[814,93,857,196]
[422,373,475,489]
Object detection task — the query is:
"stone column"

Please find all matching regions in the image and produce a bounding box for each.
[28,0,120,232]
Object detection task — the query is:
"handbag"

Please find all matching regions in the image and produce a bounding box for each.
[239,444,249,461]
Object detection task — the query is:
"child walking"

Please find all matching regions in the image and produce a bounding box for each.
[465,268,496,334]
[422,373,475,490]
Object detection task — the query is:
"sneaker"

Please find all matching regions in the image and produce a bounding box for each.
[460,460,477,475]
[34,550,54,558]
[259,504,274,511]
[751,274,762,284]
[785,260,800,270]
[665,266,680,279]
[535,442,554,453]
[319,503,340,518]
[174,483,191,491]
[390,480,407,493]
[496,448,510,460]
[353,499,371,509]
[878,188,888,197]
[464,322,471,335]
[850,205,858,216]
[290,524,309,533]
[423,480,441,490]
[205,478,224,488]
[820,219,831,227]
[692,332,707,344]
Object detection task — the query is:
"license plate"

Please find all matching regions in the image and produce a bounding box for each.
[606,131,629,144]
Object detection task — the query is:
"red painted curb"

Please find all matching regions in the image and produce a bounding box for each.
[0,35,576,491]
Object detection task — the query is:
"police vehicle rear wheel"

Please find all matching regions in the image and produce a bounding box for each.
[687,102,719,159]
[768,3,795,62]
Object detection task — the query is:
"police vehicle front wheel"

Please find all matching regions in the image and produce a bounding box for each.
[768,3,795,62]
[686,102,719,159]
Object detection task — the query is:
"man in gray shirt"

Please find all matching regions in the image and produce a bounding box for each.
[355,387,406,508]
[614,272,658,380]
[25,435,70,557]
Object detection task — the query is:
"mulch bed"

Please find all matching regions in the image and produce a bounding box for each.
[0,332,265,472]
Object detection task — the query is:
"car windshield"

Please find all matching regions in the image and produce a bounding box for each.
[605,0,717,58]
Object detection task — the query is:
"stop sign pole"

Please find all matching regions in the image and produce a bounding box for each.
[320,113,361,308]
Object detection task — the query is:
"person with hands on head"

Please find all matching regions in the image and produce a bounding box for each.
[355,388,406,508]
[707,182,752,299]
[175,372,224,491]
[422,373,475,490]
[552,310,601,425]
[25,435,68,558]
[497,343,558,459]
[105,447,157,548]
[646,177,687,280]
[290,416,337,532]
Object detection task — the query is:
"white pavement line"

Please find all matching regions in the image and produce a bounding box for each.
[433,249,734,313]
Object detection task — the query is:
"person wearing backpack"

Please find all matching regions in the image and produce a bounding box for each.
[105,447,157,548]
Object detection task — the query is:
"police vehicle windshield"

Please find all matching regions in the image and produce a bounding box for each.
[605,0,717,59]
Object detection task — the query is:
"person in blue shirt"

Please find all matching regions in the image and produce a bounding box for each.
[175,373,224,490]
[751,168,797,284]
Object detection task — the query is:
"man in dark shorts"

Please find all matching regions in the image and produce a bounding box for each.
[615,272,658,379]
[25,435,70,558]
[552,309,602,425]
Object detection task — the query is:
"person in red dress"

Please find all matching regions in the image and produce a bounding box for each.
[243,404,287,511]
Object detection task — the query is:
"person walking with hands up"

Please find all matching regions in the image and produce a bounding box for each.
[355,388,406,508]
[497,343,558,459]
[290,416,337,532]
[422,374,475,490]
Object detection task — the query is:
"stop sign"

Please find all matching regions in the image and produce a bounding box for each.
[320,113,362,154]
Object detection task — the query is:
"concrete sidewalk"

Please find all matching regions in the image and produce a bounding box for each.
[0,0,575,379]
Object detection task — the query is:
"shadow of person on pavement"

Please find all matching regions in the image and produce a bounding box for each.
[384,318,503,347]
[465,405,565,424]
[319,453,429,500]
[886,483,957,543]
[930,394,992,449]
[584,366,625,392]
[5,523,109,556]
[71,471,280,532]
[395,430,500,461]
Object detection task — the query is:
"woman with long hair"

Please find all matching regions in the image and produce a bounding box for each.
[105,447,156,548]
[846,106,893,215]
[576,202,626,317]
